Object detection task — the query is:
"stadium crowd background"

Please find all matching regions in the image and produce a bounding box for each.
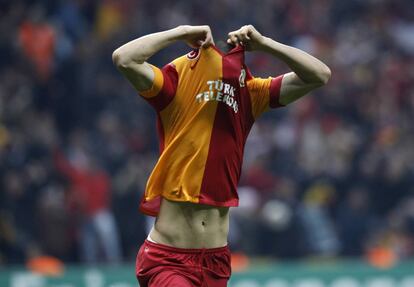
[0,0,414,266]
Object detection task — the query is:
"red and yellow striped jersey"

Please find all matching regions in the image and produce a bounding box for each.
[139,45,284,216]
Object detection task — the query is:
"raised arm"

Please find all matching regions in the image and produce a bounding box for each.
[112,25,214,92]
[227,25,331,105]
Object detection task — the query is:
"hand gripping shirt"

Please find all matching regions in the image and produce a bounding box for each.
[139,45,284,216]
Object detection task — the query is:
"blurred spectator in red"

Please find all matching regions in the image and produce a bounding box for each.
[18,7,55,81]
[54,132,121,263]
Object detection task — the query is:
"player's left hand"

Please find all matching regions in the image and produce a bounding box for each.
[227,25,265,51]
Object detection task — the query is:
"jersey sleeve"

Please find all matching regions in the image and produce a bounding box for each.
[139,63,178,111]
[247,75,284,119]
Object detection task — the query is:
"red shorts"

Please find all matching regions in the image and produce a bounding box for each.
[136,240,231,287]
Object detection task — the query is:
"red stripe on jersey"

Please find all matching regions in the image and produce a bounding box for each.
[269,75,284,108]
[199,48,254,206]
[156,113,165,153]
[146,64,178,111]
[245,65,254,80]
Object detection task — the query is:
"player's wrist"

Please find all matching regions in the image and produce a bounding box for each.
[255,36,271,51]
[256,37,284,55]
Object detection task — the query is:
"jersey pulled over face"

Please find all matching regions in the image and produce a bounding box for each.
[139,45,284,216]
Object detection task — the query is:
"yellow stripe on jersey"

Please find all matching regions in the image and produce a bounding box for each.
[139,64,164,98]
[246,77,272,119]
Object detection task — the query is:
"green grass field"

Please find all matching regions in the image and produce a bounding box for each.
[1,259,414,287]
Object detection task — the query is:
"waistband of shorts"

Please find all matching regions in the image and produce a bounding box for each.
[144,239,229,254]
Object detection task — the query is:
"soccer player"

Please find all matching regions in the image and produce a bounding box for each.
[113,25,330,287]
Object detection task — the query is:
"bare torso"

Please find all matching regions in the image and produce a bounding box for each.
[149,198,230,248]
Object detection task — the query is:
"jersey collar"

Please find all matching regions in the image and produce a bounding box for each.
[210,44,245,56]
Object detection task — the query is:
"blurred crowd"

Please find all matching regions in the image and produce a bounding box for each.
[1,0,414,265]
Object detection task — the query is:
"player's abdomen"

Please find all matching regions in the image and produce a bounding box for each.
[150,198,230,249]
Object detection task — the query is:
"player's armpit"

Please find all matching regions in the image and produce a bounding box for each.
[279,72,324,105]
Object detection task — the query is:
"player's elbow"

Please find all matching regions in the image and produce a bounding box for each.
[316,65,331,85]
[112,49,142,70]
[112,47,147,70]
[112,49,123,68]
[112,49,129,69]
[301,65,331,87]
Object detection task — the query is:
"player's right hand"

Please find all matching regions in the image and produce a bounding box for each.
[178,25,214,49]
